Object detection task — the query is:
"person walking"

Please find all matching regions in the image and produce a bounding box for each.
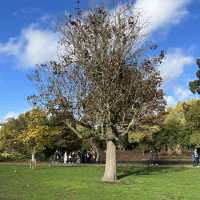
[192,150,196,166]
[149,150,154,166]
[194,149,199,166]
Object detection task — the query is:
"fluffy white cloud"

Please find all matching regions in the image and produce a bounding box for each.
[165,86,195,107]
[0,112,19,123]
[133,0,192,35]
[0,25,59,68]
[4,112,19,119]
[0,108,32,123]
[165,95,176,106]
[174,87,194,101]
[158,48,194,82]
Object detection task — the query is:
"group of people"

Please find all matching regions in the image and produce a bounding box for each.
[192,149,199,166]
[63,151,79,164]
[53,148,200,166]
[52,149,97,165]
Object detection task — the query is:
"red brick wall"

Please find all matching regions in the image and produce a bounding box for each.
[100,150,192,162]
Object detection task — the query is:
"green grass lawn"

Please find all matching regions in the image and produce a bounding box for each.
[0,164,199,200]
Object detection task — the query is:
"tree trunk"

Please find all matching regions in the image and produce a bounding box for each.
[89,138,100,163]
[102,140,117,182]
[30,147,36,169]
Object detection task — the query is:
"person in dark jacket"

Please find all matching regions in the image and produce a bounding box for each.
[149,150,154,166]
[194,149,199,166]
[192,150,196,166]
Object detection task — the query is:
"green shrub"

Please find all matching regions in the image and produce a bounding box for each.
[0,152,28,161]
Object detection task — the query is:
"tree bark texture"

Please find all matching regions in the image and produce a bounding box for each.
[102,140,117,182]
[30,147,37,169]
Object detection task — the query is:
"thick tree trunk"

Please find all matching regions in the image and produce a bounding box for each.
[30,147,37,169]
[102,140,117,182]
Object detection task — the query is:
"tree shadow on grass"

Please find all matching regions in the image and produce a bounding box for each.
[117,165,190,180]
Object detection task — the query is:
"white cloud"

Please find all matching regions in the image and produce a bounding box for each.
[133,0,192,35]
[0,25,59,68]
[165,95,176,106]
[0,108,32,123]
[4,112,19,119]
[165,86,195,107]
[174,87,193,102]
[0,38,20,56]
[158,48,194,82]
[0,112,19,123]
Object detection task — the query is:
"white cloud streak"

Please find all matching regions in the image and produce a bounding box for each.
[133,0,192,35]
[0,112,19,123]
[0,25,59,68]
[165,86,195,106]
[174,87,194,102]
[165,95,177,107]
[158,48,194,82]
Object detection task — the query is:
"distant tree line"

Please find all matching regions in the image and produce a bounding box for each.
[0,99,199,162]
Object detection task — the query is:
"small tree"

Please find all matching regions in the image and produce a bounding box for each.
[18,109,52,169]
[29,6,165,181]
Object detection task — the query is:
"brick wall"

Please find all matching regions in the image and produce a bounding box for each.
[99,150,192,162]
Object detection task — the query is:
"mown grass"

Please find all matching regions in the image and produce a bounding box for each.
[0,164,199,200]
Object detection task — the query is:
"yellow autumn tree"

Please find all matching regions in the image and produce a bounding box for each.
[18,109,52,169]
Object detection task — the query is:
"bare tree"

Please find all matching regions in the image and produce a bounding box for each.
[29,5,165,182]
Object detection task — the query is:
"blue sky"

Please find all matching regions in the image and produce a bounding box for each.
[0,0,199,121]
